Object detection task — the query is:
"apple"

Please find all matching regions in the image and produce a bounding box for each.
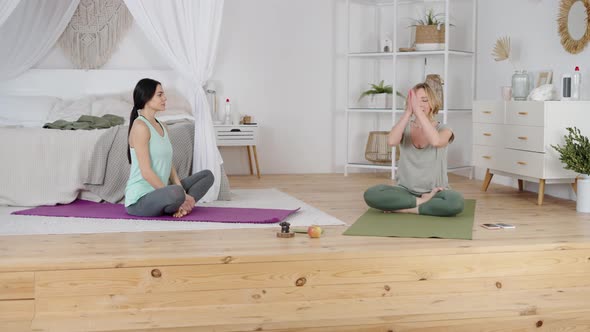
[307,225,322,238]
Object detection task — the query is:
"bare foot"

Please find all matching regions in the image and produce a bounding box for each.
[173,207,188,218]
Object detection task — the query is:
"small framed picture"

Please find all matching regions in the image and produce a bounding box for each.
[536,71,553,87]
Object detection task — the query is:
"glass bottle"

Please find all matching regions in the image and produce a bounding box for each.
[511,70,530,101]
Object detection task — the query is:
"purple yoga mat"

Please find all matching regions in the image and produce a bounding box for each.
[12,200,299,224]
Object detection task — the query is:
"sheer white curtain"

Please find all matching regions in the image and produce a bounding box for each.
[0,0,20,27]
[0,0,79,80]
[124,0,225,202]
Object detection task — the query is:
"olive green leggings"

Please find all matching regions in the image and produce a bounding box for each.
[363,184,464,217]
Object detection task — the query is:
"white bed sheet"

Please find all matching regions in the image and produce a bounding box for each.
[0,127,107,206]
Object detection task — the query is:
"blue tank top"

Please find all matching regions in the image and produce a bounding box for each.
[125,115,173,206]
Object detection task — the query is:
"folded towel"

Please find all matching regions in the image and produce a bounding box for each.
[44,114,124,130]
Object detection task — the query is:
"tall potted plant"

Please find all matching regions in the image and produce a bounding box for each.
[551,127,590,212]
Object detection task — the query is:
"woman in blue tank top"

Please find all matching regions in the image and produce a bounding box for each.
[125,78,214,218]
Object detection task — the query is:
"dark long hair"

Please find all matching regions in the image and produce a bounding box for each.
[127,78,161,163]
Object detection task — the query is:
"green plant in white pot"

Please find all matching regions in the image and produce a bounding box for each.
[551,127,590,212]
[359,81,404,109]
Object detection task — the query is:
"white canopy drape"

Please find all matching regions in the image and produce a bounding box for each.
[0,0,20,27]
[124,0,225,202]
[0,0,80,80]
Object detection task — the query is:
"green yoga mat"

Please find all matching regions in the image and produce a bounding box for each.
[343,199,476,240]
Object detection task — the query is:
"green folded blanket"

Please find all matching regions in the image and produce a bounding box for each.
[43,114,124,130]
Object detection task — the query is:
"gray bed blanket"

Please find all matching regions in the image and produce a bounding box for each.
[85,121,230,203]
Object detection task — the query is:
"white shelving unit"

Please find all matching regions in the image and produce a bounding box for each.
[344,0,477,178]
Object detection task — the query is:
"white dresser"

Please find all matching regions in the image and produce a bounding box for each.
[472,101,590,205]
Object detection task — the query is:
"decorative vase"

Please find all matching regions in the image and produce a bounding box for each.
[511,70,530,101]
[369,94,393,109]
[577,174,590,213]
[425,74,444,105]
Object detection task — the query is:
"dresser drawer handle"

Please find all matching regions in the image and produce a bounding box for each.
[483,133,492,136]
[482,155,492,159]
[517,136,528,140]
[517,161,527,165]
[517,112,528,115]
[482,111,493,114]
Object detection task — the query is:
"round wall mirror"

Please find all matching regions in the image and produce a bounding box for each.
[558,0,590,54]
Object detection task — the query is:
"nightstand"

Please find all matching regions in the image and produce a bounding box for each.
[214,124,260,178]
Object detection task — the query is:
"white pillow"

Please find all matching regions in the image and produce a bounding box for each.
[0,95,61,127]
[46,96,95,123]
[0,119,45,128]
[164,88,191,114]
[156,113,194,124]
[91,98,133,122]
[110,88,192,114]
[113,88,191,111]
[113,91,133,105]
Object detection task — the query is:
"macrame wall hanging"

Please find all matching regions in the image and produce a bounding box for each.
[59,0,133,69]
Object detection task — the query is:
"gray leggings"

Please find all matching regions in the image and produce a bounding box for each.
[126,170,215,217]
[364,184,464,217]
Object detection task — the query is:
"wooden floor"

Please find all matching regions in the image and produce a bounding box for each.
[1,173,590,332]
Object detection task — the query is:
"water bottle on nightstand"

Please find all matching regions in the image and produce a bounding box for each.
[224,98,231,125]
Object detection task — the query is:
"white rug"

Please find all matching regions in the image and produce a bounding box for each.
[0,189,345,236]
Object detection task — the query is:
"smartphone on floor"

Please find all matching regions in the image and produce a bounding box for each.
[480,223,502,230]
[496,223,516,229]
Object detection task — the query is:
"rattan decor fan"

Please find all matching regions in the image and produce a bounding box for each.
[365,131,399,164]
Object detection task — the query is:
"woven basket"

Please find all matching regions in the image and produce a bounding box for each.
[415,25,445,44]
[365,131,399,164]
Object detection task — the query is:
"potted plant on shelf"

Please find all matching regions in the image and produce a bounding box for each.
[551,127,590,213]
[412,9,448,51]
[359,80,404,109]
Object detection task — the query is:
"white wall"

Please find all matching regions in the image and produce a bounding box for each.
[476,0,589,200]
[35,0,336,175]
[211,0,334,175]
[477,0,590,101]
